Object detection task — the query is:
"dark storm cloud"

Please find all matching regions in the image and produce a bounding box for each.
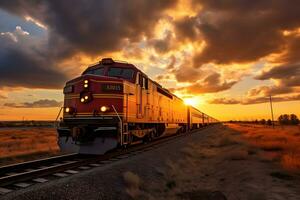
[4,99,62,108]
[261,64,300,86]
[0,29,68,89]
[210,94,300,105]
[0,0,178,89]
[174,16,199,41]
[278,35,300,64]
[166,55,177,70]
[150,31,175,54]
[174,66,203,82]
[182,0,300,67]
[247,85,294,97]
[0,0,177,55]
[254,64,300,95]
[0,44,67,89]
[256,64,300,80]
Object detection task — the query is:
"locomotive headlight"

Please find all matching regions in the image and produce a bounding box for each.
[80,92,92,103]
[100,106,108,112]
[64,107,74,114]
[83,80,89,88]
[65,107,70,113]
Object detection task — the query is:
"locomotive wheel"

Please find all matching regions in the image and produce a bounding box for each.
[149,131,153,141]
[143,131,153,144]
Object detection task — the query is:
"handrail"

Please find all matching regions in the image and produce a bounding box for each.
[112,105,123,145]
[54,107,64,128]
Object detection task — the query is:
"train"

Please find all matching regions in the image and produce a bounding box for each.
[57,58,218,154]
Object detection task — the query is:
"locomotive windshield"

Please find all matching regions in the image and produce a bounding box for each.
[82,65,135,81]
[107,67,134,80]
[83,67,104,76]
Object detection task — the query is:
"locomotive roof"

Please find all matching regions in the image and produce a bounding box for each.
[83,58,145,76]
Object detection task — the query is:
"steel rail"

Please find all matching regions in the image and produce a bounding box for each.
[0,153,80,176]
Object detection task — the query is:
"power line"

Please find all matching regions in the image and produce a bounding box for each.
[269,95,275,128]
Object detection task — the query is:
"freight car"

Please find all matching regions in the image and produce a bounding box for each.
[57,58,218,154]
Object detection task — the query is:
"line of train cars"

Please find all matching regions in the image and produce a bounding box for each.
[57,58,218,154]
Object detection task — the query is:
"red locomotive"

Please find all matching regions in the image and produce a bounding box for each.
[57,58,218,154]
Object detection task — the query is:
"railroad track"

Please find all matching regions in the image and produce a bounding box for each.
[0,126,214,195]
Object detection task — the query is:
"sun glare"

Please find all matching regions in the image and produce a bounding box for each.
[184,97,199,107]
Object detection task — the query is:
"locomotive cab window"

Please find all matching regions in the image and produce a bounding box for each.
[137,73,148,89]
[107,67,134,80]
[83,67,104,76]
[138,73,143,86]
[143,77,148,89]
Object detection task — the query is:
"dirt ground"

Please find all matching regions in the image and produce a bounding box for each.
[0,127,59,166]
[2,124,300,200]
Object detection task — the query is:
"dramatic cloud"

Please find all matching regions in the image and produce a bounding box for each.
[174,16,199,41]
[150,31,175,54]
[174,65,203,82]
[0,0,177,56]
[4,99,62,108]
[253,63,300,96]
[177,72,237,94]
[276,34,300,64]
[156,74,170,81]
[210,94,300,105]
[187,0,300,66]
[256,64,300,87]
[166,55,177,70]
[0,26,68,89]
[247,85,294,97]
[256,64,300,81]
[209,98,240,105]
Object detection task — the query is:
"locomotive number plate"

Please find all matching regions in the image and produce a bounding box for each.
[102,84,123,92]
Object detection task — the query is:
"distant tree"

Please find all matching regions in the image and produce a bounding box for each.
[278,114,290,125]
[254,119,258,124]
[267,119,272,126]
[261,119,266,125]
[290,114,300,125]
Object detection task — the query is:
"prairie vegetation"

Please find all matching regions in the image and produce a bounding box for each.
[227,123,300,172]
[0,127,59,165]
[0,121,54,127]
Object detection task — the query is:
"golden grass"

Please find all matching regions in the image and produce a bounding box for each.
[0,128,59,164]
[227,123,300,172]
[123,171,142,199]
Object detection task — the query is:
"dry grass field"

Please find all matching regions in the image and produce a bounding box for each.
[0,127,59,165]
[227,123,300,172]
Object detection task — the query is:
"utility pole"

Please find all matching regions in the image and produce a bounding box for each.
[269,95,275,128]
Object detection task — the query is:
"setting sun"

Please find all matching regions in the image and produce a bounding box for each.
[184,97,200,107]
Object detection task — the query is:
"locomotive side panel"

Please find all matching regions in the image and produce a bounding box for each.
[123,75,188,124]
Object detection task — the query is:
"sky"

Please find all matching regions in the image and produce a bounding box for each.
[0,0,300,121]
